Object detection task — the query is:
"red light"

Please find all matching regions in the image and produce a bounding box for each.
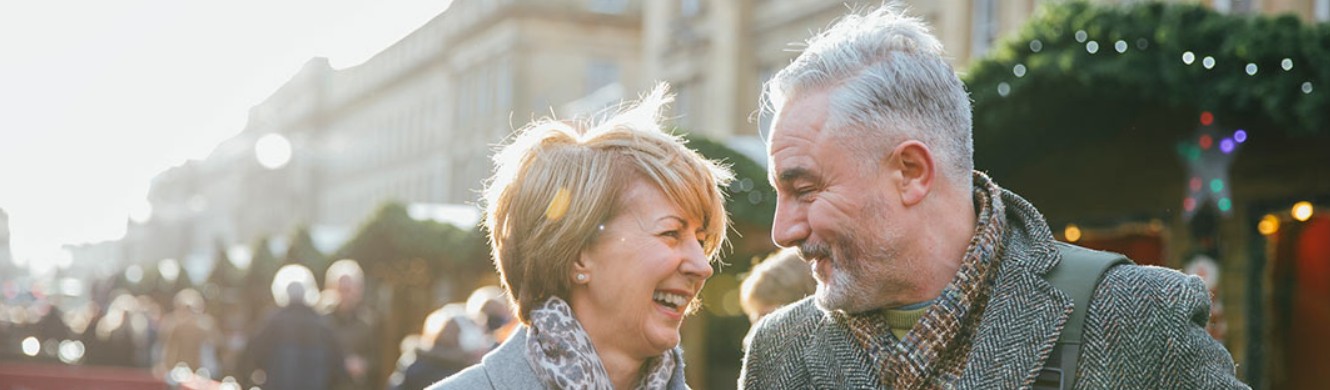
[1199,135,1213,150]
[1184,197,1197,211]
[1200,111,1214,126]
[1190,177,1202,191]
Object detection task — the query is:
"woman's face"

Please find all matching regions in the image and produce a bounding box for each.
[570,178,715,359]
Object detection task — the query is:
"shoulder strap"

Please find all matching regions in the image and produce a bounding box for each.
[1035,242,1131,390]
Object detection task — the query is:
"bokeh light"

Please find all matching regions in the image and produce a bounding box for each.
[1199,134,1213,150]
[1184,197,1197,212]
[1013,63,1027,78]
[1210,179,1224,193]
[1234,129,1247,143]
[1303,82,1314,94]
[1281,58,1293,71]
[997,82,1011,97]
[1086,41,1099,54]
[22,336,40,356]
[1200,111,1214,126]
[1190,177,1202,192]
[1219,138,1235,154]
[1064,224,1082,243]
[1218,197,1232,212]
[1114,40,1127,53]
[1075,30,1087,42]
[1245,63,1258,75]
[255,133,293,170]
[1182,51,1195,64]
[58,340,85,364]
[1292,201,1314,222]
[1029,39,1043,52]
[1202,56,1215,69]
[1258,214,1280,236]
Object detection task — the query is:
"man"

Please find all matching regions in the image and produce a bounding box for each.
[324,259,382,390]
[740,5,1247,389]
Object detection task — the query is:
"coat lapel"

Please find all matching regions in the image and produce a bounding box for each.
[958,218,1073,389]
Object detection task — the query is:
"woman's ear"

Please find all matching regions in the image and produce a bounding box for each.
[890,140,934,206]
[572,252,594,284]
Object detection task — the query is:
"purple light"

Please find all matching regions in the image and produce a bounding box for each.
[1219,138,1236,154]
[1234,129,1247,143]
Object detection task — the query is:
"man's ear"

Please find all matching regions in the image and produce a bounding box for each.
[889,140,934,206]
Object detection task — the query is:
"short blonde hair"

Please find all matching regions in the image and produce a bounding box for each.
[483,84,733,324]
[741,248,816,321]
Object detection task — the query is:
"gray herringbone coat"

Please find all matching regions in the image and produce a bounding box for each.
[739,188,1248,389]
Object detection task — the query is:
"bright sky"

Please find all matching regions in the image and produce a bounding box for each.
[0,0,454,274]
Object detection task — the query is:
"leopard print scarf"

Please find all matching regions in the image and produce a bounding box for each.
[525,296,679,390]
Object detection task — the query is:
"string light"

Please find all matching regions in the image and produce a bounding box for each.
[1199,134,1213,150]
[1075,30,1088,43]
[1292,201,1314,222]
[1086,41,1099,54]
[1030,39,1043,52]
[1245,63,1258,76]
[1202,56,1215,69]
[1114,40,1128,53]
[998,82,1011,97]
[1013,63,1027,77]
[1281,58,1293,71]
[1218,197,1232,212]
[1302,82,1314,94]
[1234,129,1247,143]
[1182,51,1195,65]
[1201,111,1214,126]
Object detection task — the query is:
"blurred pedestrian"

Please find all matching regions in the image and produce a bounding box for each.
[86,293,149,367]
[741,4,1247,389]
[392,304,487,390]
[236,264,349,390]
[464,285,515,347]
[739,247,815,324]
[322,259,381,390]
[432,84,732,389]
[156,288,221,378]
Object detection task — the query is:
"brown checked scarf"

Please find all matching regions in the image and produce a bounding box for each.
[840,172,1008,389]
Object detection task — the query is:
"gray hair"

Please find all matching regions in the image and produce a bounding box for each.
[763,4,973,190]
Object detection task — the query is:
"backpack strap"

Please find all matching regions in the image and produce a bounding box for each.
[1034,242,1131,390]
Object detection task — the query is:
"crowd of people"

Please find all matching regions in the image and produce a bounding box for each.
[0,257,528,390]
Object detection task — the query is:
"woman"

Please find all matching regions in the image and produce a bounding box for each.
[433,84,732,389]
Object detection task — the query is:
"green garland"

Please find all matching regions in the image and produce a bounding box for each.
[965,1,1329,150]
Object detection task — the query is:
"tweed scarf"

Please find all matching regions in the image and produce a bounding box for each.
[841,172,1008,389]
[524,296,679,390]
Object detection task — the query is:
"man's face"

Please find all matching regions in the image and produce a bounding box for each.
[767,88,918,313]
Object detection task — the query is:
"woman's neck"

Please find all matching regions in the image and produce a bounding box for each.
[576,309,646,389]
[596,347,645,390]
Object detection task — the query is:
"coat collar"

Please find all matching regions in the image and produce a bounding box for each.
[956,186,1072,388]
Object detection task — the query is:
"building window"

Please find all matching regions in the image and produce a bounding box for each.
[680,0,700,17]
[970,0,998,59]
[585,58,620,95]
[590,0,627,14]
[1212,0,1253,14]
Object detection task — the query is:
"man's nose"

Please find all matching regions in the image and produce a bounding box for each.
[772,198,809,248]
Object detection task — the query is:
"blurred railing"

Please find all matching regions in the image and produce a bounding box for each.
[0,362,165,390]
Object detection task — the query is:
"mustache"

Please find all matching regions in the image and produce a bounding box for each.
[797,242,831,262]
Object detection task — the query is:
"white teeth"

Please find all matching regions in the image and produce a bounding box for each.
[653,291,688,309]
